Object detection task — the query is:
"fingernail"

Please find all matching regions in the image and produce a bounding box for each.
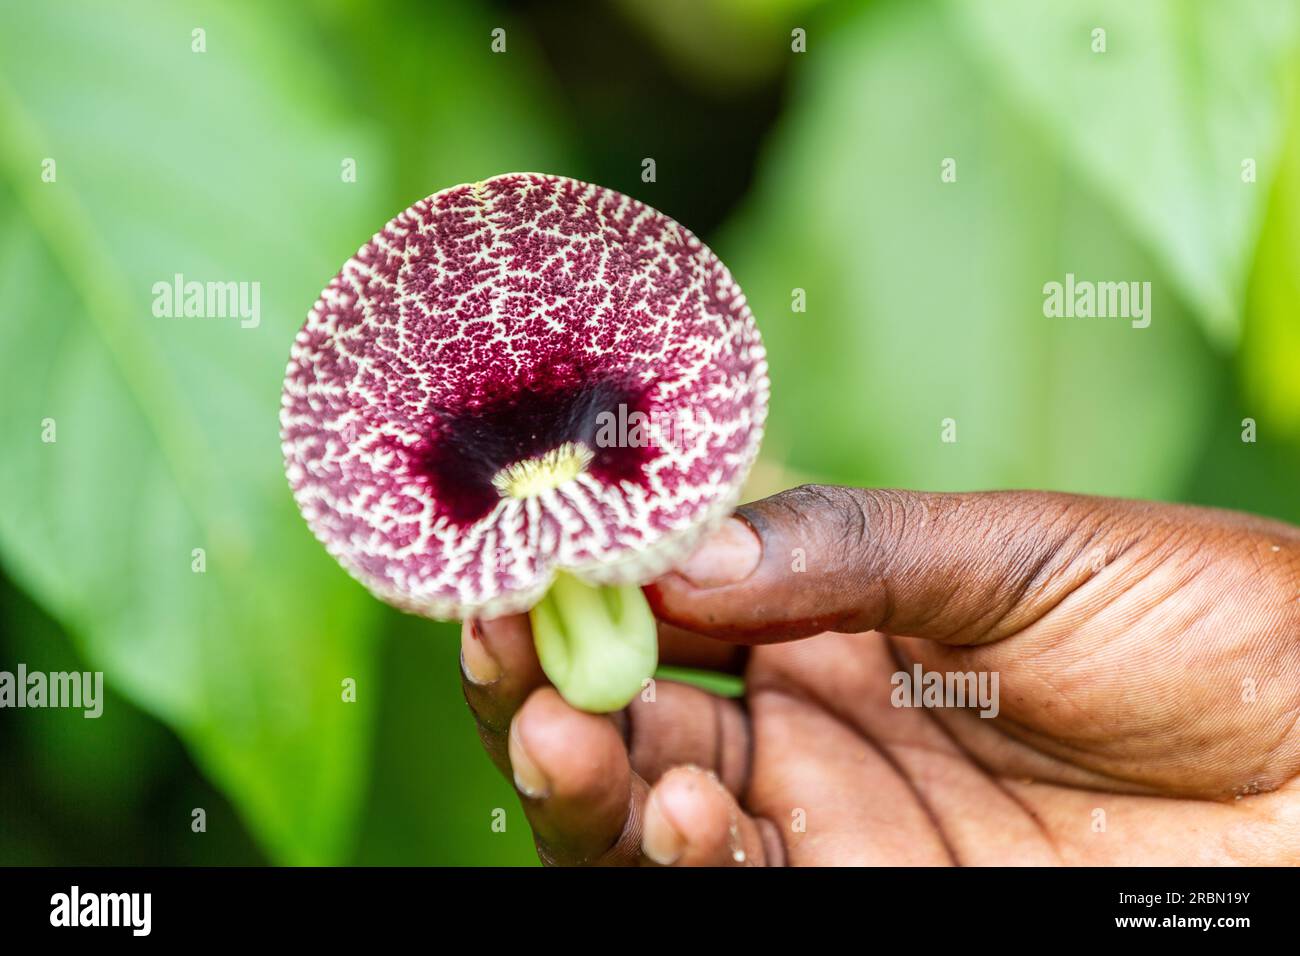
[508,715,550,799]
[675,517,761,588]
[460,619,501,685]
[642,790,685,865]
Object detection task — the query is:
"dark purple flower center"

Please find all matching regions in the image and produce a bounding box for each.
[403,377,658,527]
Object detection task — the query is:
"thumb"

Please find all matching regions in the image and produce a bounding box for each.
[646,484,1128,645]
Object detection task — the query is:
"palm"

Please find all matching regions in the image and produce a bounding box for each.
[740,628,1298,865]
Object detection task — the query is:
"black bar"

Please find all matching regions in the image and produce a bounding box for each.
[0,866,1287,941]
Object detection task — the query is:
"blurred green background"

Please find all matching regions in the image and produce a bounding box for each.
[1,0,1297,865]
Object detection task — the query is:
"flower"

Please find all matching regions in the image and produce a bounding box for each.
[281,173,768,709]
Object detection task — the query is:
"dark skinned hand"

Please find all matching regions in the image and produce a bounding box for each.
[460,486,1300,865]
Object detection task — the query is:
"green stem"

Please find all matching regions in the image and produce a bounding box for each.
[652,665,745,699]
[529,572,658,713]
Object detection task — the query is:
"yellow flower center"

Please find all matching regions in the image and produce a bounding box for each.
[492,442,593,499]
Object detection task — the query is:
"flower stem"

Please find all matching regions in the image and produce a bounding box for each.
[529,571,658,713]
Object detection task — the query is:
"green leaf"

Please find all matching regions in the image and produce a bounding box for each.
[0,0,577,864]
[949,0,1300,347]
[721,1,1216,496]
[351,614,541,866]
[1242,104,1300,438]
[611,0,826,89]
[0,0,390,864]
[304,0,576,205]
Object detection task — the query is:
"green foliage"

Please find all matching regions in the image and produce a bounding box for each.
[0,0,390,865]
[1,0,1297,866]
[721,1,1227,497]
[1242,99,1300,439]
[0,0,569,864]
[351,616,540,865]
[952,0,1300,347]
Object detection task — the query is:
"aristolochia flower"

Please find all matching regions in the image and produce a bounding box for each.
[281,173,768,711]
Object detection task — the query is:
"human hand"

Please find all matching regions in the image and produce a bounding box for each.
[460,486,1300,865]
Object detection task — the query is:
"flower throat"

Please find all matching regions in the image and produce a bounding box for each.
[403,378,657,525]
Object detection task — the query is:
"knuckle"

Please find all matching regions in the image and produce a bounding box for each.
[779,483,914,586]
[781,483,876,550]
